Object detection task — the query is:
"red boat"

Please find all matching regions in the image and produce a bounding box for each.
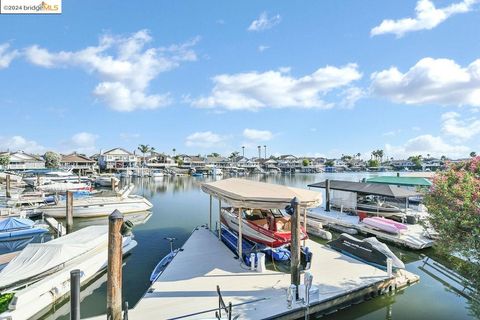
[220,207,308,248]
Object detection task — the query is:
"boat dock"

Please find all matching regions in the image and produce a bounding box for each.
[308,207,434,250]
[129,226,419,319]
[45,216,67,237]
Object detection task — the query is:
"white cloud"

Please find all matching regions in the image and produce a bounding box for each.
[385,134,469,158]
[192,64,362,111]
[248,12,281,31]
[0,43,18,69]
[0,135,45,154]
[371,0,478,37]
[119,132,140,141]
[185,131,228,148]
[371,57,480,107]
[340,87,365,108]
[258,45,270,52]
[243,129,273,141]
[63,132,98,154]
[24,30,198,111]
[441,111,480,140]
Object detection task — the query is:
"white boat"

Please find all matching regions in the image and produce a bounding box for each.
[0,226,137,320]
[151,170,165,179]
[95,174,120,187]
[37,195,153,218]
[36,181,91,193]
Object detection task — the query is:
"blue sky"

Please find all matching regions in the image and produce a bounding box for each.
[1,0,479,159]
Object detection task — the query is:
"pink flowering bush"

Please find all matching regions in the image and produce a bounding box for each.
[425,156,480,291]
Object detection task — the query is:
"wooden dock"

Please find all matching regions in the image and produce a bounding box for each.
[45,216,67,237]
[308,207,434,250]
[129,226,419,319]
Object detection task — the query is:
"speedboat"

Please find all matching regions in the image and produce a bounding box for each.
[328,233,405,270]
[356,197,402,215]
[37,195,153,218]
[220,207,307,248]
[151,170,165,179]
[94,174,120,187]
[36,181,92,193]
[0,226,137,320]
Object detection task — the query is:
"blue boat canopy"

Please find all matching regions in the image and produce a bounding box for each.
[0,218,34,232]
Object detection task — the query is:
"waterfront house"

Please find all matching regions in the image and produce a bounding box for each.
[178,155,206,168]
[146,152,177,168]
[389,160,417,170]
[98,148,137,170]
[59,153,97,172]
[0,151,45,170]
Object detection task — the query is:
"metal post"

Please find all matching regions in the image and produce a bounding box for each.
[107,210,123,320]
[325,179,331,212]
[66,191,73,234]
[70,269,81,320]
[290,197,300,299]
[238,207,242,259]
[218,199,222,240]
[5,174,10,198]
[209,195,213,232]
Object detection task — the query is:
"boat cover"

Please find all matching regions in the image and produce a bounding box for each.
[0,226,108,289]
[308,180,421,198]
[202,178,322,209]
[0,218,34,232]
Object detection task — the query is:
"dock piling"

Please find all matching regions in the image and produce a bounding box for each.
[107,210,124,320]
[5,174,10,198]
[325,179,331,212]
[70,269,81,320]
[111,178,116,191]
[290,197,301,299]
[66,191,73,234]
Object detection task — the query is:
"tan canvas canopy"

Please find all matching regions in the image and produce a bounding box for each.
[201,178,322,209]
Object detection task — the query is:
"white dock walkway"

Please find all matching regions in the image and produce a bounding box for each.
[308,207,434,250]
[130,226,418,319]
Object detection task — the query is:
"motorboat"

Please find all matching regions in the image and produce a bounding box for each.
[36,181,92,193]
[0,226,137,319]
[328,233,405,270]
[0,218,48,240]
[151,170,165,179]
[95,174,120,187]
[220,207,307,248]
[362,217,407,235]
[356,197,402,215]
[37,194,153,218]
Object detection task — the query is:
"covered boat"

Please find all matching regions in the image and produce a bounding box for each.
[328,233,405,270]
[0,225,137,319]
[0,218,48,240]
[362,217,408,235]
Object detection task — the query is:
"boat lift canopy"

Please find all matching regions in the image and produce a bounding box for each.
[202,178,322,209]
[366,176,432,187]
[308,180,421,199]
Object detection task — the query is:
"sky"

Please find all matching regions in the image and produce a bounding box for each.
[1,0,480,159]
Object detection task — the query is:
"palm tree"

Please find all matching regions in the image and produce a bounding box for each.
[257,146,261,159]
[172,148,176,157]
[138,144,151,167]
[242,146,245,157]
[470,151,477,157]
[264,145,267,159]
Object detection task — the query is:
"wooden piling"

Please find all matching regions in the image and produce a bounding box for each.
[111,178,116,191]
[36,174,40,187]
[290,197,300,299]
[325,179,331,212]
[66,191,73,234]
[107,210,124,320]
[5,174,10,198]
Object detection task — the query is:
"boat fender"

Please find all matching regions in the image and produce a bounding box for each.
[256,252,266,273]
[121,220,134,236]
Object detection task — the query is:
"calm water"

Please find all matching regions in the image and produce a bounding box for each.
[51,173,476,320]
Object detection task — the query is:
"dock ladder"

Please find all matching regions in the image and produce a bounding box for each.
[215,285,239,320]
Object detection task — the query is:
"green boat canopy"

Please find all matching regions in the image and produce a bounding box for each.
[366,176,432,187]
